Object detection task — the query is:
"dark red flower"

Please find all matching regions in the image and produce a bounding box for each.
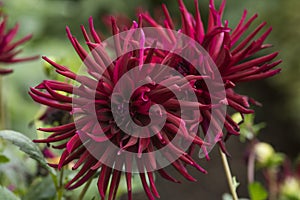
[29,0,281,199]
[141,0,281,152]
[30,18,209,200]
[0,12,38,75]
[42,147,57,159]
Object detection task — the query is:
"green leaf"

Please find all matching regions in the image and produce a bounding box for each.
[0,154,10,163]
[0,130,55,175]
[232,113,266,142]
[268,153,285,167]
[248,182,268,200]
[23,176,56,200]
[0,186,20,200]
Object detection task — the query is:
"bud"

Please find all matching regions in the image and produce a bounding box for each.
[280,177,300,199]
[254,142,284,168]
[254,142,275,165]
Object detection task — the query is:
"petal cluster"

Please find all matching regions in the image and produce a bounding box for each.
[30,17,208,200]
[30,0,281,199]
[0,12,38,75]
[141,0,281,148]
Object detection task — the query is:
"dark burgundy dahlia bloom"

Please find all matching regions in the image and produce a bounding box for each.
[0,13,38,75]
[29,0,281,199]
[141,0,281,148]
[30,18,208,200]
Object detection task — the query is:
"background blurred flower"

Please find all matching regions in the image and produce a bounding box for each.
[38,107,72,126]
[0,10,38,75]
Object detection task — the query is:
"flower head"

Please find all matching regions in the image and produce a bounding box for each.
[141,0,281,152]
[30,0,281,199]
[0,11,38,75]
[30,22,208,200]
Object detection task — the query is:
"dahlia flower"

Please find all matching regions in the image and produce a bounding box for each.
[0,13,38,75]
[140,0,281,154]
[29,0,281,199]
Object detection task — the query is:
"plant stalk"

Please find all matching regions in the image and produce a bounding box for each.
[0,76,5,130]
[247,147,256,184]
[219,148,239,200]
[267,168,277,200]
[78,176,94,200]
[57,167,65,200]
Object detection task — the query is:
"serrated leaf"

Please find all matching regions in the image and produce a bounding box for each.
[0,130,55,175]
[0,154,10,163]
[0,186,20,200]
[248,182,268,200]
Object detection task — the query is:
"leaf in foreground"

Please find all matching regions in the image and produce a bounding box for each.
[0,186,20,200]
[248,182,268,200]
[0,130,55,175]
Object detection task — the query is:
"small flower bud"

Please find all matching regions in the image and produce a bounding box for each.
[254,142,275,166]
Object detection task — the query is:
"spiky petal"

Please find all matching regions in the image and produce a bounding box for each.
[0,12,38,75]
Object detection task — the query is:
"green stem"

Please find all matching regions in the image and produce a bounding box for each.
[267,168,277,200]
[57,167,65,200]
[78,176,94,200]
[0,76,5,130]
[50,172,59,191]
[219,148,239,200]
[247,145,256,184]
[247,140,256,184]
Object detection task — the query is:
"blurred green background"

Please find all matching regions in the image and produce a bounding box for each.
[1,0,299,199]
